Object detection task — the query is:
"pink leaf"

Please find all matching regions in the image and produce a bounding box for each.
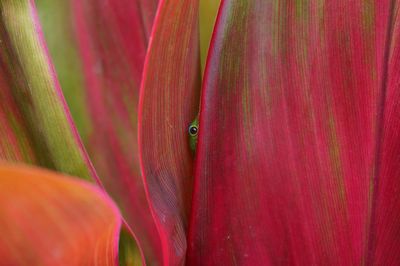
[71,0,162,263]
[188,0,400,264]
[139,0,201,264]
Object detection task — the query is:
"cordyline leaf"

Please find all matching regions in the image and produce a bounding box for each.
[0,0,97,181]
[139,0,201,264]
[35,0,91,144]
[370,1,400,264]
[71,0,162,264]
[118,227,144,266]
[199,0,221,73]
[188,0,400,264]
[0,163,121,265]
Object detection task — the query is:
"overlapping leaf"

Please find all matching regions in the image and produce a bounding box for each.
[0,0,97,181]
[188,0,400,264]
[71,0,162,263]
[199,0,221,73]
[0,163,121,265]
[139,0,201,264]
[35,0,91,143]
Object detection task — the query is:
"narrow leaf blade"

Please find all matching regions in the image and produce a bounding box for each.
[0,0,97,181]
[199,0,221,73]
[71,0,162,263]
[35,0,91,143]
[139,1,201,264]
[370,1,400,263]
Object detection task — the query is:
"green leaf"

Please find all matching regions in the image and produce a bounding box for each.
[35,0,91,143]
[0,0,97,181]
[199,0,221,74]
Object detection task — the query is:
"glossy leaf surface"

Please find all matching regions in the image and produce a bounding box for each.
[71,0,161,263]
[0,0,97,181]
[139,0,201,264]
[0,163,121,265]
[188,0,399,264]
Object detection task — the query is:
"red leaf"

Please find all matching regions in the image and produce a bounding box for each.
[369,1,400,264]
[138,0,201,264]
[72,0,162,263]
[188,0,398,264]
[0,163,121,265]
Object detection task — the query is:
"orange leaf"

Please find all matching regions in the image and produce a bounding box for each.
[0,163,121,265]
